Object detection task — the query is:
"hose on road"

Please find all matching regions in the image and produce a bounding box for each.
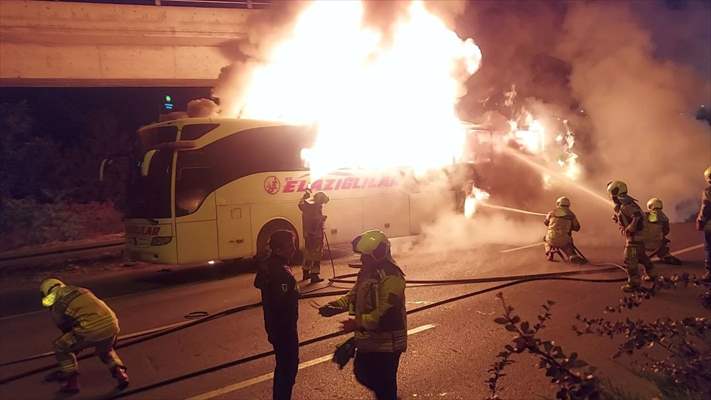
[0,262,628,390]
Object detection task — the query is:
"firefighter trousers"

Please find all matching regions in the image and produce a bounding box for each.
[53,332,124,375]
[354,350,402,400]
[624,242,653,286]
[270,333,299,400]
[303,234,323,275]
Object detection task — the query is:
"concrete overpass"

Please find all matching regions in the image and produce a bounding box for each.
[0,1,264,87]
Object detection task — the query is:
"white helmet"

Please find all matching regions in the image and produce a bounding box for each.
[646,198,663,211]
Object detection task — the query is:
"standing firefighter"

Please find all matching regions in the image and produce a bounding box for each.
[607,181,655,292]
[40,278,128,393]
[254,230,300,400]
[298,190,329,284]
[544,196,585,264]
[319,230,407,400]
[643,198,681,265]
[697,166,711,281]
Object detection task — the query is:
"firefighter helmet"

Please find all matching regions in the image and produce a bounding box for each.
[313,192,330,205]
[556,196,571,208]
[352,230,390,260]
[705,166,711,183]
[647,197,663,211]
[606,180,628,197]
[40,278,65,307]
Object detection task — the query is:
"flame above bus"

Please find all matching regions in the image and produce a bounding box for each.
[223,0,481,179]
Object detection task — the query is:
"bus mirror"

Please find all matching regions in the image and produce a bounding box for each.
[98,158,112,182]
[141,150,158,177]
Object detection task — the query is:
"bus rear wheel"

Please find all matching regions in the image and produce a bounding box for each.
[255,220,302,265]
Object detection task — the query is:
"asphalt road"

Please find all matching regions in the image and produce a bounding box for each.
[0,223,708,400]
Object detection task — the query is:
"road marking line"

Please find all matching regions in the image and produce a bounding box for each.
[184,323,437,400]
[670,243,704,257]
[500,242,545,253]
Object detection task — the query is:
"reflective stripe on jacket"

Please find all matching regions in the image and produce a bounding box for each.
[698,186,711,232]
[51,286,119,341]
[642,211,669,251]
[544,207,580,248]
[615,196,645,243]
[329,261,407,353]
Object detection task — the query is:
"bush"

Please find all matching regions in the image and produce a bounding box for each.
[0,198,123,252]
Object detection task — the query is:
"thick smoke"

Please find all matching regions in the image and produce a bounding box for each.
[555,1,710,221]
[461,0,710,222]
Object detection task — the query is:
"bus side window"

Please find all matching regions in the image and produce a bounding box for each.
[176,149,214,216]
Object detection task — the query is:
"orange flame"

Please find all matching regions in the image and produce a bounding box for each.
[222,1,481,180]
[464,186,490,218]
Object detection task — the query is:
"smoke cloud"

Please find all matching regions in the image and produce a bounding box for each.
[555,1,710,221]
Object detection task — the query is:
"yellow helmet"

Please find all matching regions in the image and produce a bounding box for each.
[40,278,65,307]
[313,191,330,204]
[705,166,711,183]
[606,180,628,197]
[646,197,663,211]
[556,196,571,207]
[352,229,390,260]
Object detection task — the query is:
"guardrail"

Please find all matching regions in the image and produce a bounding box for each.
[0,239,126,269]
[48,0,271,9]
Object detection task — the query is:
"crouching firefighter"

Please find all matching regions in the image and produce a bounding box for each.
[643,198,681,265]
[319,230,407,400]
[298,189,329,284]
[607,180,655,292]
[697,166,711,282]
[544,196,585,264]
[40,278,128,393]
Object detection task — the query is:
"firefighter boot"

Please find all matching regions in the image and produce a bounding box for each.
[59,373,80,394]
[112,366,129,390]
[661,255,682,265]
[44,370,70,382]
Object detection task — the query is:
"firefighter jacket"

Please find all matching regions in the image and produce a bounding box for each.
[254,254,299,341]
[642,210,670,251]
[544,207,580,248]
[614,195,645,243]
[50,286,119,341]
[298,199,326,237]
[327,260,407,353]
[697,185,711,232]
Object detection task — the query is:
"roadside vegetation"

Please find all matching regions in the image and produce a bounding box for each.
[487,275,711,400]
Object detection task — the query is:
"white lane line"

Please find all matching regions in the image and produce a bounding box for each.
[670,243,704,257]
[184,323,437,400]
[500,242,545,253]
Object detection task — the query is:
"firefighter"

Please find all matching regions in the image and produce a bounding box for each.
[40,278,128,393]
[607,180,655,291]
[697,166,711,281]
[543,196,585,264]
[319,230,407,400]
[253,230,300,400]
[643,198,682,265]
[298,189,329,284]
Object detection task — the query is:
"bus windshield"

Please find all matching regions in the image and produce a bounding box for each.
[126,126,177,219]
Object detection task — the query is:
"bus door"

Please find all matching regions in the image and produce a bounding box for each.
[216,203,253,259]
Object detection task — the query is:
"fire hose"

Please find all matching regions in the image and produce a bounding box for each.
[0,263,628,388]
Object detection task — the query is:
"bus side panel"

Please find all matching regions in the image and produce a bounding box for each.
[363,194,410,238]
[216,204,253,259]
[324,198,364,245]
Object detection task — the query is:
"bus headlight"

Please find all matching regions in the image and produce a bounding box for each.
[151,236,172,246]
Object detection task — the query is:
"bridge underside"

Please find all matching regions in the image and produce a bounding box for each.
[1,1,257,87]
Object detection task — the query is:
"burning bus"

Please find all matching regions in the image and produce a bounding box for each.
[118,117,491,265]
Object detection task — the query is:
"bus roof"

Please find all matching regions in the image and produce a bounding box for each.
[138,117,291,133]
